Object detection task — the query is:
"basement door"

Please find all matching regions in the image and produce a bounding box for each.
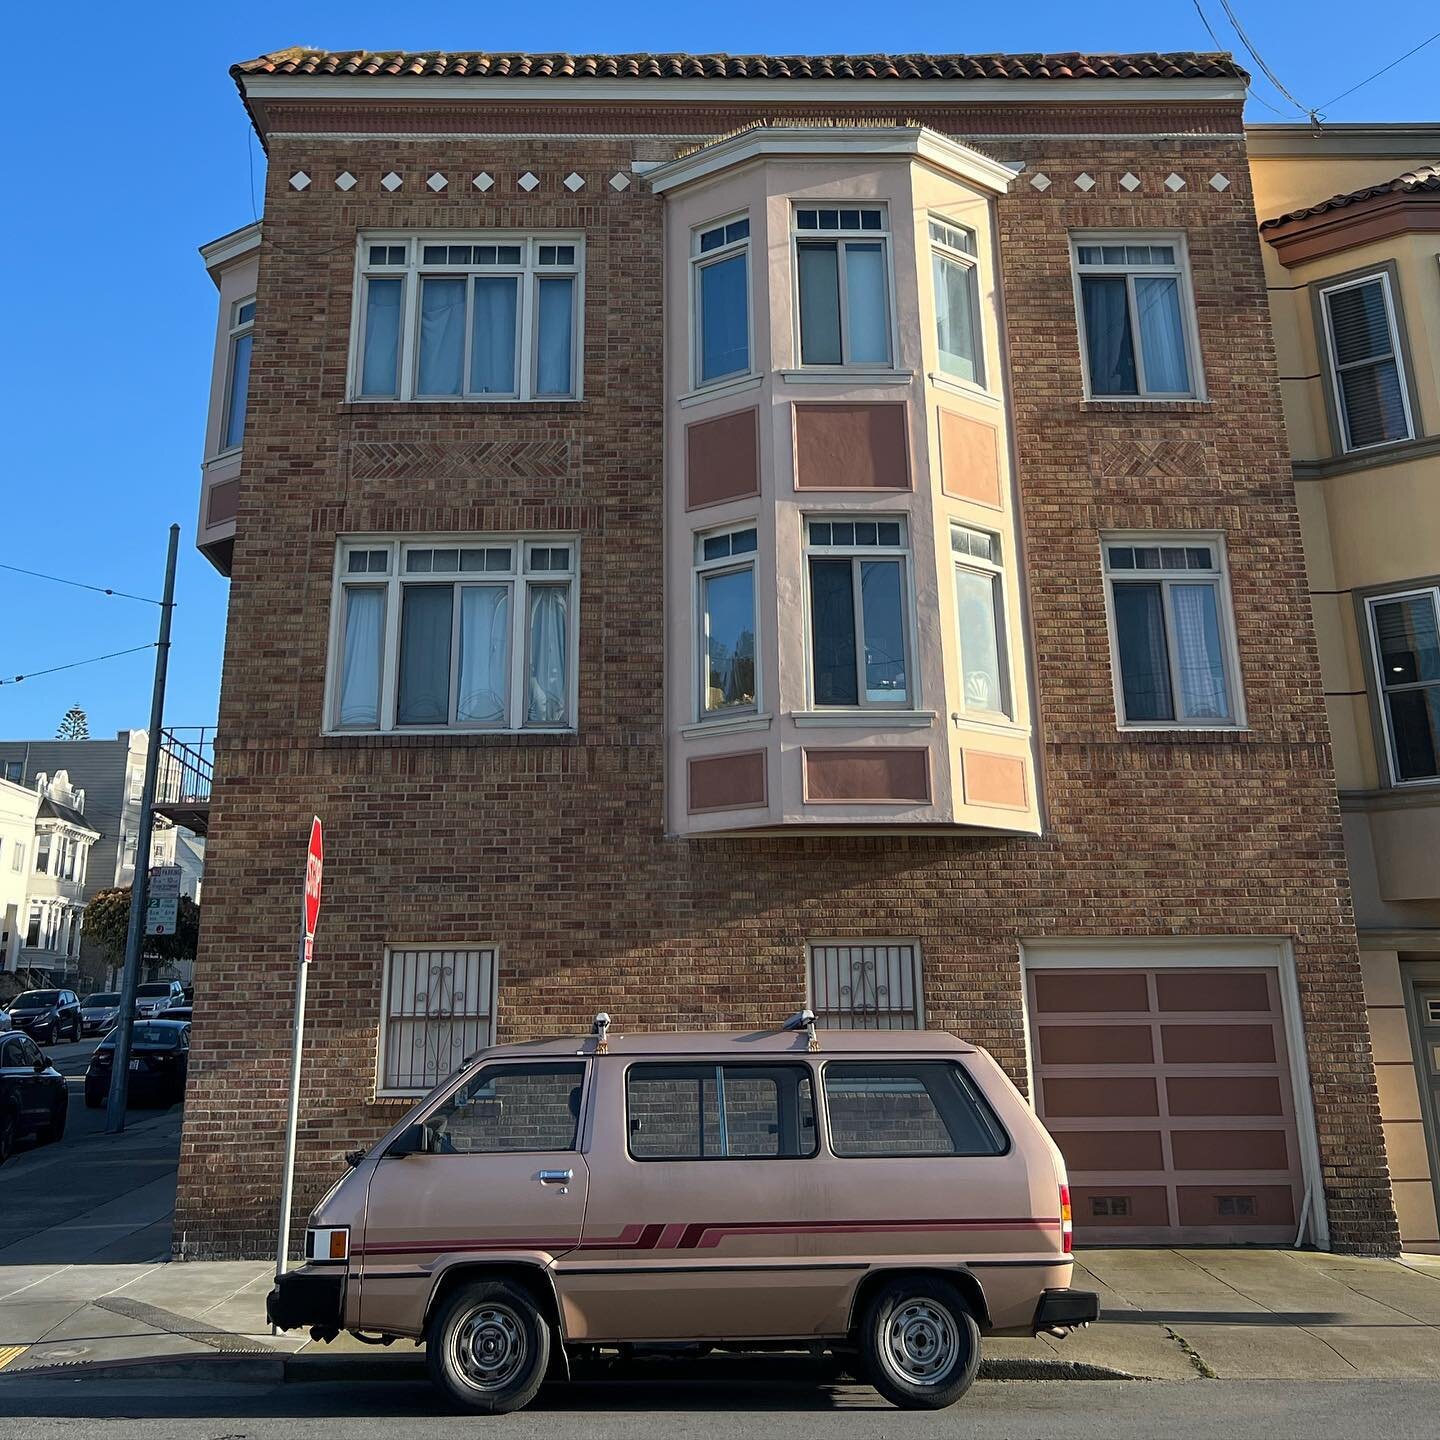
[1028,965,1304,1245]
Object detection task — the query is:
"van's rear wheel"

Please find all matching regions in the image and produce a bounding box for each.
[859,1276,980,1410]
[426,1279,550,1414]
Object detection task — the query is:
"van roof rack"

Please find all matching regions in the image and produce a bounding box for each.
[783,1008,820,1052]
[592,1011,611,1053]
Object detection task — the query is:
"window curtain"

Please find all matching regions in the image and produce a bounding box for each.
[361,277,402,396]
[809,558,858,704]
[470,277,518,395]
[456,586,510,725]
[417,277,466,395]
[338,588,384,727]
[535,277,574,396]
[224,331,252,448]
[1134,276,1191,393]
[1080,275,1137,395]
[844,242,890,364]
[527,585,569,724]
[1170,583,1230,721]
[797,244,843,365]
[699,253,748,382]
[933,253,981,384]
[1113,582,1174,721]
[397,586,453,725]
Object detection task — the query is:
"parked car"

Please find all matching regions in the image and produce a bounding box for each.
[267,1015,1097,1415]
[84,1020,190,1109]
[5,990,81,1045]
[0,1007,10,1033]
[0,1031,67,1163]
[134,981,185,1018]
[79,991,125,1035]
[158,1005,193,1023]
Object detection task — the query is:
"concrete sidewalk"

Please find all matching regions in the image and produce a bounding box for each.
[0,1247,1437,1383]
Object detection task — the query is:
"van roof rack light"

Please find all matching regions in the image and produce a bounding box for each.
[783,1008,820,1052]
[592,1012,611,1054]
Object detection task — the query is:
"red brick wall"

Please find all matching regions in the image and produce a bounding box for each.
[175,112,1398,1258]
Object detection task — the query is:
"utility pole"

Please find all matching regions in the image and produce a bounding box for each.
[107,524,180,1135]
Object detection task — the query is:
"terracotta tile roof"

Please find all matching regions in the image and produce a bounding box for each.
[234,48,1246,84]
[1260,161,1440,229]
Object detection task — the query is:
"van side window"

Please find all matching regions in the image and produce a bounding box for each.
[627,1063,818,1160]
[424,1061,585,1154]
[822,1061,1008,1158]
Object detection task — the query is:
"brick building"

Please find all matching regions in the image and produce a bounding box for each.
[178,49,1400,1257]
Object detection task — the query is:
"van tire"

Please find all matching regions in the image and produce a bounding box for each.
[426,1278,550,1414]
[858,1276,981,1410]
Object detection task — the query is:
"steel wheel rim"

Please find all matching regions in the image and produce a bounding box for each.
[451,1302,527,1391]
[883,1299,960,1386]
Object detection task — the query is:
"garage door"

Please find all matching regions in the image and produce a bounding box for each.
[1028,966,1304,1245]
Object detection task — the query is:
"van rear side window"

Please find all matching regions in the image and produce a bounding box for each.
[822,1061,1008,1158]
[627,1064,818,1160]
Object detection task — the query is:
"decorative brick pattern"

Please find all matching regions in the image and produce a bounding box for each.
[348,439,573,482]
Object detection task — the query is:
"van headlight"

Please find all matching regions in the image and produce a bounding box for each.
[304,1226,350,1263]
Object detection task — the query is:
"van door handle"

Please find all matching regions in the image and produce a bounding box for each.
[538,1169,573,1185]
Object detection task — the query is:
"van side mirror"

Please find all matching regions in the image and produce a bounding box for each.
[386,1122,431,1158]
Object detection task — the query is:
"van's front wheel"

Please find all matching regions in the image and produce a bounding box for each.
[426,1279,550,1414]
[859,1276,981,1410]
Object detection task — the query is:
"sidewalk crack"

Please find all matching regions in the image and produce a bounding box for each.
[1164,1326,1217,1379]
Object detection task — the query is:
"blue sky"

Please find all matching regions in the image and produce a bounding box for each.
[1,3,1434,741]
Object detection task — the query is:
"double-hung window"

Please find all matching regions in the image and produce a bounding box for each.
[805,517,912,707]
[951,525,1010,718]
[695,525,758,717]
[221,296,255,451]
[1073,236,1199,398]
[930,219,984,386]
[1320,272,1414,452]
[794,206,892,367]
[1365,587,1440,784]
[353,236,582,401]
[330,537,578,734]
[1103,537,1241,727]
[693,217,751,386]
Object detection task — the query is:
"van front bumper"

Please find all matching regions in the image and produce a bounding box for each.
[1031,1287,1100,1336]
[267,1267,346,1333]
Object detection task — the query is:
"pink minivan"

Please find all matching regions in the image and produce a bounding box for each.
[269,1015,1097,1412]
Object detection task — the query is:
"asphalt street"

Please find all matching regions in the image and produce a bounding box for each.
[0,1376,1439,1438]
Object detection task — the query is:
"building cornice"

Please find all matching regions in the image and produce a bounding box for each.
[1247,123,1440,159]
[199,222,263,277]
[1263,191,1440,267]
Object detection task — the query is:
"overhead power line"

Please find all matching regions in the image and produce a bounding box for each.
[1319,30,1440,110]
[1216,0,1317,119]
[1190,0,1292,118]
[0,560,163,606]
[0,643,158,688]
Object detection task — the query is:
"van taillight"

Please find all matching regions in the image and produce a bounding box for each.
[1060,1184,1073,1254]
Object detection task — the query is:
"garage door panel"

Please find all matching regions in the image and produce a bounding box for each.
[1032,971,1149,1014]
[1155,970,1272,1012]
[1160,1023,1277,1065]
[1166,1075,1285,1117]
[1053,1129,1166,1171]
[1038,1024,1154,1065]
[1170,1128,1291,1171]
[1072,1186,1169,1227]
[1176,1185,1296,1228]
[1040,1075,1159,1117]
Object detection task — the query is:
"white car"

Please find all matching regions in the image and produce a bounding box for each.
[134,981,185,1017]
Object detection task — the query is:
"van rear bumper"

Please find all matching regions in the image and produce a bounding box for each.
[1030,1287,1100,1336]
[267,1267,346,1333]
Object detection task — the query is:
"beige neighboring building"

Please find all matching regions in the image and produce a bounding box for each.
[1251,126,1440,1252]
[0,778,40,973]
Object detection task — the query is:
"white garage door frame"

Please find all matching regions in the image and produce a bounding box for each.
[1018,937,1330,1250]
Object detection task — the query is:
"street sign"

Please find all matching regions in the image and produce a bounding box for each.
[145,865,183,936]
[303,816,323,962]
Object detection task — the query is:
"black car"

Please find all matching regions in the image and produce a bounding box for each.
[0,1031,67,1163]
[84,1020,190,1109]
[6,990,81,1045]
[157,1005,193,1023]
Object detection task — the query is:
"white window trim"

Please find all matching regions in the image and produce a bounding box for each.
[928,215,988,393]
[376,944,499,1098]
[323,535,581,737]
[806,938,925,1029]
[693,522,761,723]
[215,294,255,459]
[348,232,585,403]
[791,204,898,370]
[951,524,1013,721]
[1319,270,1416,454]
[802,515,919,712]
[1364,584,1440,787]
[1070,231,1205,401]
[690,213,756,392]
[1100,531,1245,731]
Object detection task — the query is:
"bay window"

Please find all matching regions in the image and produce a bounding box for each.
[951,525,1010,718]
[695,525,758,717]
[330,537,578,734]
[805,517,912,707]
[930,219,984,386]
[1366,587,1440,783]
[794,206,892,367]
[1320,272,1414,452]
[353,236,582,401]
[693,216,751,386]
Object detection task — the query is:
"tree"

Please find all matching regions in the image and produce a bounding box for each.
[83,886,199,970]
[56,704,90,740]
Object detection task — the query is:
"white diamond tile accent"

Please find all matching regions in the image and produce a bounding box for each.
[473,172,494,191]
[1165,172,1186,191]
[518,172,540,192]
[427,172,448,192]
[289,171,310,191]
[1074,173,1096,192]
[381,172,403,192]
[1209,172,1231,191]
[335,172,357,191]
[563,172,585,192]
[609,171,631,191]
[1120,172,1141,192]
[1029,172,1051,192]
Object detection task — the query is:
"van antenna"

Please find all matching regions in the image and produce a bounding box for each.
[592,1012,611,1054]
[784,1008,820,1052]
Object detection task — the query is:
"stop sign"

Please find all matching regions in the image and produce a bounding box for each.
[303,816,323,942]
